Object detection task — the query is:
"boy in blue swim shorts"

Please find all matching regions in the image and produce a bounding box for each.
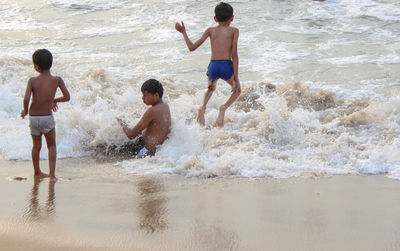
[176,2,241,127]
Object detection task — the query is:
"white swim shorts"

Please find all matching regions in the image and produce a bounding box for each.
[29,115,55,136]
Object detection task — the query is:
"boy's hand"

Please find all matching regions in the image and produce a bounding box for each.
[52,102,58,112]
[20,110,27,119]
[175,21,185,33]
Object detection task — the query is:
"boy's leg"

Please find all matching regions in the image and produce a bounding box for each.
[215,77,241,127]
[31,135,48,178]
[198,79,217,126]
[44,129,57,181]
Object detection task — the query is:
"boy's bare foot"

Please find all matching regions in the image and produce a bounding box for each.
[49,176,58,182]
[197,107,206,126]
[215,105,227,127]
[34,173,49,179]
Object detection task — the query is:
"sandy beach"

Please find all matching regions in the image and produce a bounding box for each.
[1,1,399,250]
[0,158,399,251]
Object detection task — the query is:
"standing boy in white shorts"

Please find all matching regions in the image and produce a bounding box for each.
[21,49,70,182]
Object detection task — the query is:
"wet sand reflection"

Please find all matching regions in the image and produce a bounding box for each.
[136,177,168,234]
[190,220,239,251]
[23,178,56,222]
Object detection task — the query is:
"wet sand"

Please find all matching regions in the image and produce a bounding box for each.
[1,158,400,251]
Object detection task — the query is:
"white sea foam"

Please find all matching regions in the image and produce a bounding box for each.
[50,0,128,12]
[118,81,400,179]
[1,58,399,178]
[0,2,42,30]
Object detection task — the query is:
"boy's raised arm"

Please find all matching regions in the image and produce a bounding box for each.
[175,21,210,52]
[117,109,153,140]
[21,78,33,118]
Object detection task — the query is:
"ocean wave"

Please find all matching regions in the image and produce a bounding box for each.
[1,65,399,179]
[50,0,128,12]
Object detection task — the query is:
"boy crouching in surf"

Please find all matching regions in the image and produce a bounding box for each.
[117,79,171,158]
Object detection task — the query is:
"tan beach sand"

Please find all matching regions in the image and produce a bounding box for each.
[0,158,400,251]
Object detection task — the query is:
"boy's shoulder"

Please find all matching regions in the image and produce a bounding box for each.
[47,74,63,81]
[44,75,64,83]
[28,76,39,82]
[210,25,238,33]
[154,101,170,109]
[144,102,168,119]
[149,102,170,113]
[28,76,40,86]
[29,75,63,87]
[53,75,63,83]
[229,26,239,33]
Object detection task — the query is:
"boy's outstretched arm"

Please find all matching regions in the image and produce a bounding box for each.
[117,109,153,140]
[21,78,33,118]
[175,21,210,52]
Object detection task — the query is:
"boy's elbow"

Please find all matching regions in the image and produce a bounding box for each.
[66,92,71,101]
[127,131,135,140]
[128,127,142,139]
[188,43,197,51]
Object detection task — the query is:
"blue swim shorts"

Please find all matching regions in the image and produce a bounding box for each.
[206,60,234,83]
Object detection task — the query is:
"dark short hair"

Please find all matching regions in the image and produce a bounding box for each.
[215,2,233,22]
[32,49,53,70]
[141,79,164,98]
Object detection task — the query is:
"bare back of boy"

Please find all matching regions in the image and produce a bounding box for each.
[209,25,238,61]
[141,102,171,152]
[28,74,67,116]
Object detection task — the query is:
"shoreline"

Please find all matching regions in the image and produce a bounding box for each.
[1,158,400,250]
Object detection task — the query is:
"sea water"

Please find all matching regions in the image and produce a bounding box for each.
[0,0,399,179]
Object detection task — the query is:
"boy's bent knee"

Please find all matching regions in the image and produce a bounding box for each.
[234,87,241,96]
[208,84,216,91]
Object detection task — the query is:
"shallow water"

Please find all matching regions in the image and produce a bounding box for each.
[0,0,399,179]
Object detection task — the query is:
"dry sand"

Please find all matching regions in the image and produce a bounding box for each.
[0,158,400,251]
